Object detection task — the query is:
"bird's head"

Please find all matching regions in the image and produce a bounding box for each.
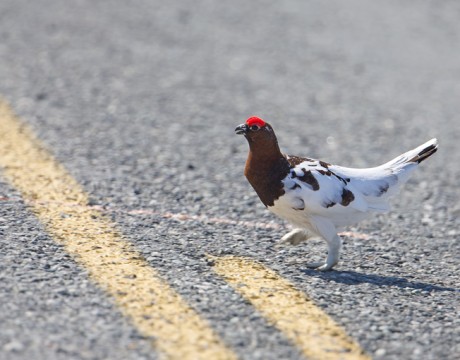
[235,117,277,146]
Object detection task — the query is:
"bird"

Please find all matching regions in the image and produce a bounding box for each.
[235,116,438,271]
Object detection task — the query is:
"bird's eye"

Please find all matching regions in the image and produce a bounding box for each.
[250,125,260,131]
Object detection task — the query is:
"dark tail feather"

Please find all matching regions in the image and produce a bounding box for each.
[408,141,438,164]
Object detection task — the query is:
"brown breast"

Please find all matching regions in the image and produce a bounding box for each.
[244,156,291,207]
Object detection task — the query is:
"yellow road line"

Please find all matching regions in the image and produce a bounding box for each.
[0,100,236,360]
[211,255,370,360]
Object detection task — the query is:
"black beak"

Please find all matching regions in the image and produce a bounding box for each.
[235,123,248,135]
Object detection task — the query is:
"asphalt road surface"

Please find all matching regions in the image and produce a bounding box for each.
[0,1,459,359]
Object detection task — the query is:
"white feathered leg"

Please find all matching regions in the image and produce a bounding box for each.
[306,216,342,271]
[315,234,342,271]
[279,228,315,246]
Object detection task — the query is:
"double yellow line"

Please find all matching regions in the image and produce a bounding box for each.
[0,100,370,360]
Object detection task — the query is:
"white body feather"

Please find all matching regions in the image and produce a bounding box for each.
[269,138,438,269]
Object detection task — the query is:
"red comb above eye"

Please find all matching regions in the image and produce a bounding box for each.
[246,116,266,127]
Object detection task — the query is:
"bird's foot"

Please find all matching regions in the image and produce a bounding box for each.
[278,229,314,246]
[306,262,336,271]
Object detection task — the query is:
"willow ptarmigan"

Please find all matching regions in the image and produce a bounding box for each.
[235,116,438,271]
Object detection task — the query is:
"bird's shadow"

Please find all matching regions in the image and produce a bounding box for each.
[301,268,459,293]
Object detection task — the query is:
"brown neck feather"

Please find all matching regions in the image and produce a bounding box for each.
[243,132,290,207]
